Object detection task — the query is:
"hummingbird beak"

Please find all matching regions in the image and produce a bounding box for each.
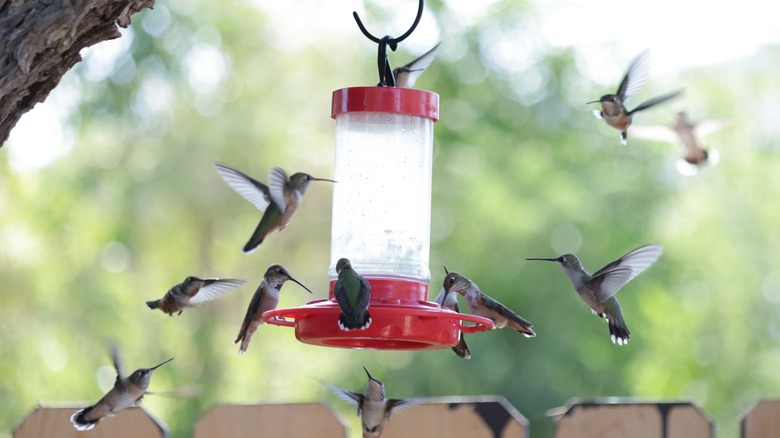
[362,366,380,383]
[289,277,314,294]
[151,357,174,370]
[311,177,337,183]
[586,99,601,104]
[526,257,559,262]
[443,265,449,274]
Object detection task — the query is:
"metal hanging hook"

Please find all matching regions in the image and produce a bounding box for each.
[352,0,425,86]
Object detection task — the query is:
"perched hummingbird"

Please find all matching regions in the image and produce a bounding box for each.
[629,111,728,171]
[326,366,417,438]
[70,346,173,431]
[393,43,440,88]
[588,50,682,145]
[434,266,470,359]
[213,162,335,254]
[146,276,246,316]
[234,264,312,354]
[442,271,536,338]
[334,258,372,331]
[527,243,663,345]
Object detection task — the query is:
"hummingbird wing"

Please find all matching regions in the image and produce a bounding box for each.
[110,343,125,380]
[213,162,272,212]
[628,90,683,114]
[385,398,420,420]
[393,43,440,88]
[326,384,365,415]
[626,124,679,144]
[480,293,535,332]
[334,272,371,316]
[268,167,290,214]
[188,278,246,305]
[589,243,663,302]
[694,118,730,138]
[616,49,650,102]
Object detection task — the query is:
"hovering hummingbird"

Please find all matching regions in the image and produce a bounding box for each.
[213,162,335,254]
[70,345,173,431]
[527,243,663,345]
[393,43,440,88]
[434,266,470,359]
[588,50,682,145]
[442,271,536,338]
[629,111,728,172]
[234,264,312,354]
[326,366,417,438]
[334,258,372,331]
[146,276,246,316]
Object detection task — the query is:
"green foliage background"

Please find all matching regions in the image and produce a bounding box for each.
[3,1,780,437]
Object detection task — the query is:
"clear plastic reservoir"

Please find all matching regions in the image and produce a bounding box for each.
[329,87,439,283]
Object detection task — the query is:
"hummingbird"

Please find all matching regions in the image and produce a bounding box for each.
[334,258,372,331]
[326,366,417,438]
[527,243,663,345]
[213,162,335,254]
[234,264,312,354]
[146,276,246,316]
[629,110,728,171]
[433,266,470,359]
[70,345,173,431]
[588,50,682,145]
[393,43,440,88]
[442,271,536,338]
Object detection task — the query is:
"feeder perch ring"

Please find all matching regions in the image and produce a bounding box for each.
[262,299,494,350]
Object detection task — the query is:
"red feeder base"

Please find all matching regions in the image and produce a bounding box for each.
[262,278,494,350]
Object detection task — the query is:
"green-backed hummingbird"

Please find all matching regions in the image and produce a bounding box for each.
[213,162,335,254]
[442,271,536,338]
[234,264,312,354]
[434,265,470,359]
[588,50,682,145]
[70,345,173,431]
[326,366,417,438]
[393,43,440,89]
[146,276,245,316]
[527,243,663,345]
[334,258,372,331]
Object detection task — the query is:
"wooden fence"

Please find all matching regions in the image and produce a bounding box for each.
[13,398,780,437]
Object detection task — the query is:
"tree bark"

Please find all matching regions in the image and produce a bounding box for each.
[0,0,155,147]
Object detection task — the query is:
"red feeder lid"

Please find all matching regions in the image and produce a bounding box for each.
[262,278,493,350]
[331,86,439,122]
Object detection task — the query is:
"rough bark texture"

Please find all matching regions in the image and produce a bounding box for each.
[0,0,155,147]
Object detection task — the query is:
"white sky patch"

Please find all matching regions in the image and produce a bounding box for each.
[6,97,75,174]
[539,0,780,79]
[183,43,228,93]
[81,27,135,82]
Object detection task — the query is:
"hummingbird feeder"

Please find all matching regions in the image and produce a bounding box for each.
[262,0,494,350]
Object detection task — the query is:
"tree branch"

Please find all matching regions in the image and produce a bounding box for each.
[0,0,155,147]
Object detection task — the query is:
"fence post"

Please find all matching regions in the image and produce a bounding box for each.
[381,395,528,438]
[13,405,168,438]
[551,398,714,438]
[741,399,780,438]
[194,402,348,437]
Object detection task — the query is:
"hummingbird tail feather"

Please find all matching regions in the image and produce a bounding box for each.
[508,319,536,338]
[608,317,630,346]
[337,311,372,331]
[452,333,470,359]
[146,300,161,310]
[242,237,264,254]
[70,407,99,431]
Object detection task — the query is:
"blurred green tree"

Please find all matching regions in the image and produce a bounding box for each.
[2,1,779,437]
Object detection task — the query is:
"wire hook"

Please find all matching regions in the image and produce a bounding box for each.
[352,0,425,86]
